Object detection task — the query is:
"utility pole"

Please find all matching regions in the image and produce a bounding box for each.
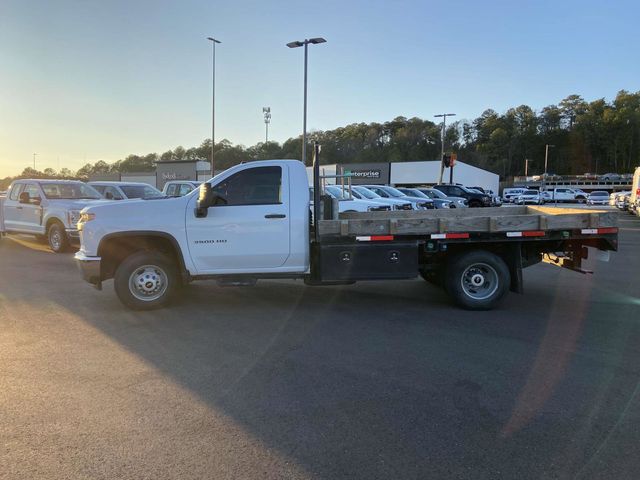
[263,107,271,143]
[435,113,456,184]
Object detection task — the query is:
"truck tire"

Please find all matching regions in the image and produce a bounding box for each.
[576,196,586,204]
[48,222,69,253]
[445,250,510,310]
[469,200,482,208]
[114,250,179,310]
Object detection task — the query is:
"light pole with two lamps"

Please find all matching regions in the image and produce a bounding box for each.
[286,37,326,166]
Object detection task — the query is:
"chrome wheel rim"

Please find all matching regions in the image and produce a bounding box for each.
[50,230,61,250]
[128,265,168,301]
[460,263,499,300]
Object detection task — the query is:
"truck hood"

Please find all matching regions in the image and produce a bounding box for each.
[48,198,111,210]
[81,196,186,215]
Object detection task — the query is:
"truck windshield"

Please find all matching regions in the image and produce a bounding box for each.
[120,185,164,199]
[40,183,102,200]
[325,186,352,199]
[420,188,446,199]
[353,187,380,199]
[383,187,406,198]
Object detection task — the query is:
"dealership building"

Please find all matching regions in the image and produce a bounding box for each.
[307,160,500,193]
[90,159,500,194]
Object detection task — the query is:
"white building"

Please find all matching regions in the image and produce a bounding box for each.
[390,161,499,193]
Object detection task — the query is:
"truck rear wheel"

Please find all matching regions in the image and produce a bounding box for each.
[445,250,510,310]
[114,251,179,310]
[48,222,69,253]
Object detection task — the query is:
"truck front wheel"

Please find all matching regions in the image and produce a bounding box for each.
[48,222,69,253]
[445,250,510,310]
[114,251,179,310]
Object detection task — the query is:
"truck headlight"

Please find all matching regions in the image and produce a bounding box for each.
[77,212,96,231]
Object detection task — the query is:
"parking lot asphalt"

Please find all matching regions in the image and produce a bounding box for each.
[1,211,640,480]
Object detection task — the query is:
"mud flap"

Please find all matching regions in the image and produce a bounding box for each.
[506,243,524,294]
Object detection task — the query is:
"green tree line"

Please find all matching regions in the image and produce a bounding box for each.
[2,90,639,191]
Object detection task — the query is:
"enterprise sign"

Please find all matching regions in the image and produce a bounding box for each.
[344,169,381,179]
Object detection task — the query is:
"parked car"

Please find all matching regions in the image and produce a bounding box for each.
[162,180,201,197]
[362,185,434,210]
[586,191,610,206]
[539,190,552,202]
[615,192,631,210]
[502,188,527,203]
[396,187,451,209]
[323,185,391,212]
[414,187,468,208]
[600,173,622,181]
[1,179,103,252]
[433,184,492,208]
[89,181,164,200]
[351,186,413,210]
[484,189,502,206]
[514,190,544,205]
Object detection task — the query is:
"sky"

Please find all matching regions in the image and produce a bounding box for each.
[0,0,639,177]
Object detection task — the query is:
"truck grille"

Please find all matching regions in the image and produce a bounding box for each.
[370,205,391,212]
[419,202,434,209]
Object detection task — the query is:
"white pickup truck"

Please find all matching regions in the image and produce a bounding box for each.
[75,158,619,311]
[1,179,104,252]
[551,188,588,203]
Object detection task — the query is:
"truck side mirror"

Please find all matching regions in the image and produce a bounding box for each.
[195,183,215,218]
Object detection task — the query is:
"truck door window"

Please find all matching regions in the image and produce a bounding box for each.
[213,166,282,206]
[9,184,23,201]
[178,184,193,196]
[165,184,177,196]
[104,186,124,200]
[22,184,40,201]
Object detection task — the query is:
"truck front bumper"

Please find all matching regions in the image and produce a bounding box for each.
[74,252,102,290]
[66,228,81,245]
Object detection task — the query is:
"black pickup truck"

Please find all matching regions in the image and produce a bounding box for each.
[433,184,492,208]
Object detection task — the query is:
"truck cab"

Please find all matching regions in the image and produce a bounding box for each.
[2,179,103,252]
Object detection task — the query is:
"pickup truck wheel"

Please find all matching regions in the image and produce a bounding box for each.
[114,251,178,310]
[445,250,510,310]
[469,200,482,208]
[48,222,69,253]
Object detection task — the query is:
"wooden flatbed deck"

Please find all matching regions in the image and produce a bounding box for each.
[317,206,618,237]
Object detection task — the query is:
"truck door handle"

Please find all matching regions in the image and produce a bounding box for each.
[16,206,23,210]
[265,214,286,219]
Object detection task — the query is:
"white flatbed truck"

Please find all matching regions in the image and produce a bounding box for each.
[75,147,618,311]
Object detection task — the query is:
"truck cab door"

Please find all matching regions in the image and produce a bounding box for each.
[185,165,291,274]
[17,183,44,233]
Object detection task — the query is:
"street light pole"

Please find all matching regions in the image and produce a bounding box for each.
[543,144,554,191]
[434,113,456,184]
[207,36,221,178]
[287,37,326,166]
